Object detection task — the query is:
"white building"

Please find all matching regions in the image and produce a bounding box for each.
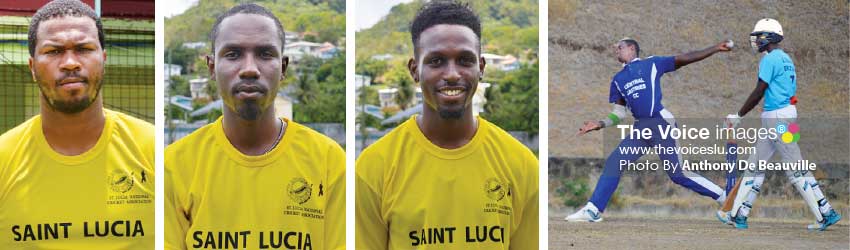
[481,53,520,71]
[284,41,322,62]
[377,87,423,109]
[355,74,372,90]
[189,78,210,100]
[182,41,206,50]
[378,88,398,108]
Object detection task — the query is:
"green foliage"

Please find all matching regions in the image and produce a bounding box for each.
[355,58,389,81]
[383,61,415,109]
[165,46,200,74]
[291,54,346,123]
[480,62,539,133]
[355,0,538,61]
[165,0,344,50]
[168,75,190,97]
[554,176,590,208]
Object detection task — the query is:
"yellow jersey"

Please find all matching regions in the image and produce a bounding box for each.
[356,116,538,250]
[165,117,345,250]
[0,109,155,249]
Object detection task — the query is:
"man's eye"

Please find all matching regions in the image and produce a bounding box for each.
[428,58,443,65]
[460,57,476,66]
[260,51,275,59]
[223,51,239,59]
[44,49,61,55]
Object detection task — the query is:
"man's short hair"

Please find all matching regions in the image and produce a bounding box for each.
[409,0,481,54]
[28,0,104,57]
[209,3,285,54]
[619,38,640,57]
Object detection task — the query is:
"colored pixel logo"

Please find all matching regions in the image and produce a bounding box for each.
[777,122,800,143]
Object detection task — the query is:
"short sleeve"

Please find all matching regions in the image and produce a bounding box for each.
[164,148,191,250]
[355,151,388,250]
[652,56,676,74]
[324,144,346,250]
[758,56,775,84]
[609,80,623,103]
[510,151,539,249]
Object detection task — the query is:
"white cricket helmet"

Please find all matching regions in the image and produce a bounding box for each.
[750,18,784,52]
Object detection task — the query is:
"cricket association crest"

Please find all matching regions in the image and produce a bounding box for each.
[483,177,513,216]
[287,177,313,204]
[108,169,134,193]
[484,177,510,202]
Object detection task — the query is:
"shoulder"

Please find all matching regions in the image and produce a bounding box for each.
[356,118,416,176]
[478,118,538,183]
[479,118,537,163]
[165,120,217,162]
[646,55,674,64]
[109,110,154,145]
[0,116,38,162]
[287,120,344,157]
[358,118,413,162]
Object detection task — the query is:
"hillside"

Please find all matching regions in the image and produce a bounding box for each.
[549,0,849,158]
[355,0,538,61]
[165,0,344,48]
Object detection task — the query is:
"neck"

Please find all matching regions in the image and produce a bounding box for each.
[765,45,780,53]
[416,106,478,149]
[40,97,106,156]
[222,106,284,156]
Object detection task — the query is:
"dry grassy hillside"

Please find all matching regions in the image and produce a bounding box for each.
[549,0,849,158]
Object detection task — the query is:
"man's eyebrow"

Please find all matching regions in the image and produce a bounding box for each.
[39,41,98,49]
[218,43,281,52]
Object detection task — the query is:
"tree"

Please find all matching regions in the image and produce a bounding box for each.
[481,62,539,134]
[291,54,345,123]
[384,62,415,110]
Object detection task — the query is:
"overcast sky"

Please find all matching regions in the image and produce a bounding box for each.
[356,0,413,31]
[161,0,198,18]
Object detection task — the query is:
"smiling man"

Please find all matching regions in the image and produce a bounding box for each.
[0,0,154,249]
[164,3,344,250]
[355,1,538,249]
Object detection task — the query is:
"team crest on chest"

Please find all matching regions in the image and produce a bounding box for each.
[482,177,513,216]
[283,177,325,220]
[108,169,134,193]
[287,177,313,204]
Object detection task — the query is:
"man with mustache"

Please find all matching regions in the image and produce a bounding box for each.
[565,38,732,223]
[165,3,344,250]
[0,0,154,248]
[355,1,538,249]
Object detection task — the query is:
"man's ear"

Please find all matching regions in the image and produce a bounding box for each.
[478,56,486,80]
[206,55,215,80]
[28,57,36,82]
[281,55,289,78]
[407,57,418,82]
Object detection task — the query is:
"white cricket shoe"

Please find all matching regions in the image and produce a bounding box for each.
[565,202,603,222]
[715,210,733,225]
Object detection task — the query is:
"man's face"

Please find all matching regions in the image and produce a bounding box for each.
[29,16,105,114]
[409,24,484,120]
[209,13,287,121]
[615,41,635,63]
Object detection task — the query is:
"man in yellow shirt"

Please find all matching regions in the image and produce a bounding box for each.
[356,1,539,249]
[165,3,345,250]
[0,0,154,249]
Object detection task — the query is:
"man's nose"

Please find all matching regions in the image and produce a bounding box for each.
[443,61,461,83]
[238,55,260,79]
[59,52,81,72]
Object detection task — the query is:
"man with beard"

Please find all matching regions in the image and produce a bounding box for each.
[355,1,538,249]
[0,0,154,248]
[165,3,344,250]
[565,38,732,223]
